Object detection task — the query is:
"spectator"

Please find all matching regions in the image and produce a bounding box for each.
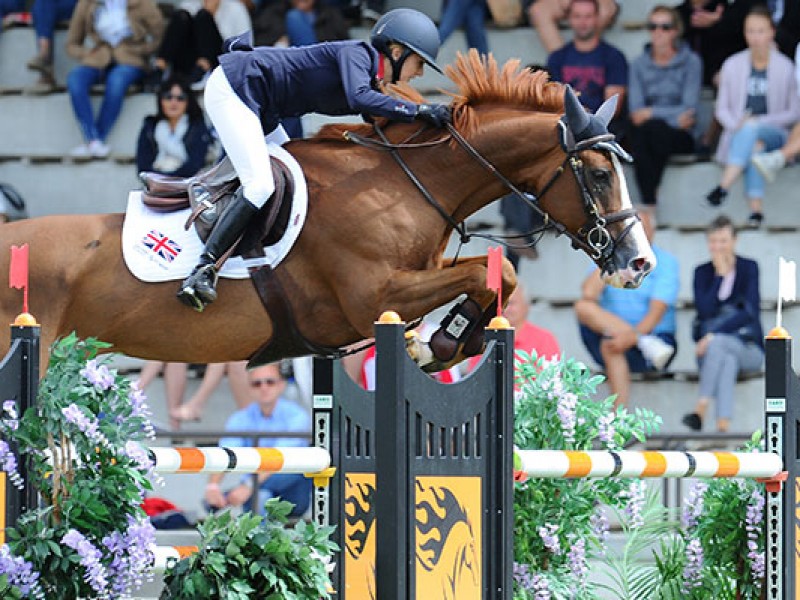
[545,0,627,137]
[134,362,189,431]
[573,211,679,409]
[26,0,78,93]
[203,362,312,517]
[628,5,701,213]
[704,5,799,228]
[0,183,28,223]
[676,0,755,88]
[774,0,800,60]
[154,0,251,91]
[438,0,489,56]
[682,215,763,433]
[528,0,619,54]
[253,0,349,137]
[136,76,212,177]
[467,283,560,374]
[65,0,164,159]
[750,41,800,182]
[171,361,250,422]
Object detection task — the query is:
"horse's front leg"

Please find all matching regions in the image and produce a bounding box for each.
[381,255,516,371]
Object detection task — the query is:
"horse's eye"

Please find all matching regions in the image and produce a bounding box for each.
[591,169,611,185]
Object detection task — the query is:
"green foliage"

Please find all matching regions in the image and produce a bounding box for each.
[0,333,157,598]
[512,352,662,598]
[160,500,338,600]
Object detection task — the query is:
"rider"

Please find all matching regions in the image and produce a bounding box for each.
[177,8,452,311]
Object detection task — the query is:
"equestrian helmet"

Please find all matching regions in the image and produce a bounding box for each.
[370,8,443,74]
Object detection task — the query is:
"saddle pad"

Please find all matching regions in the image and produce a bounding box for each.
[122,143,308,282]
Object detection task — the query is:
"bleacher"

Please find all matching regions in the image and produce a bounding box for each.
[1,0,797,527]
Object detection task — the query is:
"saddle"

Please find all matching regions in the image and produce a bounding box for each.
[139,156,295,249]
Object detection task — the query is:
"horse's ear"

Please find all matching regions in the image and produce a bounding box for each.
[563,85,590,135]
[595,95,618,127]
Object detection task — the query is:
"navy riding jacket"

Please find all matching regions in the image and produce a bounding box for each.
[219,37,420,133]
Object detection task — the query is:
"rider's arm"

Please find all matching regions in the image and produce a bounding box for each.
[337,43,419,121]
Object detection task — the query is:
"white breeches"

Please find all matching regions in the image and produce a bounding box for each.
[204,66,290,209]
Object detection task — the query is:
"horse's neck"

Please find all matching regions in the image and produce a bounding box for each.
[425,112,562,223]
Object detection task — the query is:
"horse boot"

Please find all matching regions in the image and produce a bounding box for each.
[177,190,258,312]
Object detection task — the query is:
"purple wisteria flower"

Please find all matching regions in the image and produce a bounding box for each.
[590,509,610,556]
[567,537,588,585]
[0,440,23,489]
[746,487,765,585]
[623,480,646,529]
[538,523,561,555]
[62,529,111,598]
[682,537,704,593]
[597,412,616,448]
[80,359,115,392]
[2,400,18,431]
[127,387,156,439]
[513,563,551,599]
[124,441,161,487]
[0,544,43,599]
[62,403,108,447]
[103,516,156,596]
[549,377,577,443]
[682,482,708,529]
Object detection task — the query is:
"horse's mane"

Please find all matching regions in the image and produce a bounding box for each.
[312,50,565,142]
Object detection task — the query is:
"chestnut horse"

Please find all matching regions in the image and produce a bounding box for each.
[0,52,654,368]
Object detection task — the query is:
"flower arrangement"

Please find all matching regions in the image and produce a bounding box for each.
[511,352,768,599]
[512,351,662,599]
[160,499,337,599]
[0,333,157,599]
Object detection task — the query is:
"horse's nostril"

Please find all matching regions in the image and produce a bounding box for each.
[630,258,650,273]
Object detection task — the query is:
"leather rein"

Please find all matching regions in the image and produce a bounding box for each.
[344,119,639,273]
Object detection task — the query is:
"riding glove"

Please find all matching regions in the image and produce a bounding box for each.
[415,104,452,128]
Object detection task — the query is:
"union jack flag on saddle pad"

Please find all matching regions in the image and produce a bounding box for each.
[142,230,182,263]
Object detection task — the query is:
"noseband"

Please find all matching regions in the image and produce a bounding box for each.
[344,119,638,273]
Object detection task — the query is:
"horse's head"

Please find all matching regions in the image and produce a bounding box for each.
[536,86,655,288]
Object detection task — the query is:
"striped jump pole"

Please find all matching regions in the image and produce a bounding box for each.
[515,450,783,480]
[153,546,198,572]
[147,446,332,476]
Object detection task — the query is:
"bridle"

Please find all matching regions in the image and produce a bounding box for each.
[344,116,639,274]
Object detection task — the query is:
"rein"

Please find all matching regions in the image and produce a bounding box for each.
[345,120,638,273]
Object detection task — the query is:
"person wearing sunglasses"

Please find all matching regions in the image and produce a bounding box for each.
[627,5,701,216]
[204,362,312,517]
[136,76,212,178]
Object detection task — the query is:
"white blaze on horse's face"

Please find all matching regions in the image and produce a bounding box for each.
[602,154,657,289]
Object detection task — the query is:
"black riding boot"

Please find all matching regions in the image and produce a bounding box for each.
[177,191,259,311]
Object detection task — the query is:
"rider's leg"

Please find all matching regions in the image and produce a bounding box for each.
[178,66,277,310]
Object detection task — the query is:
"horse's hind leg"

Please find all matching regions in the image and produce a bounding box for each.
[381,255,516,371]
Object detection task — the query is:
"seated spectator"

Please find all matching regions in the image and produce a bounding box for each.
[682,215,763,433]
[154,0,251,91]
[65,0,164,159]
[0,183,28,223]
[203,362,312,517]
[574,211,678,408]
[751,41,800,181]
[546,0,628,138]
[438,0,489,56]
[704,5,799,228]
[775,0,800,59]
[467,283,560,373]
[628,5,701,213]
[0,0,24,23]
[27,0,78,93]
[253,0,348,137]
[528,0,619,54]
[171,361,250,423]
[136,76,212,177]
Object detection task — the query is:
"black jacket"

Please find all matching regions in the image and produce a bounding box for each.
[136,116,212,177]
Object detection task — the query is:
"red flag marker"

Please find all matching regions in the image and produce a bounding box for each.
[9,244,29,314]
[486,246,503,316]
